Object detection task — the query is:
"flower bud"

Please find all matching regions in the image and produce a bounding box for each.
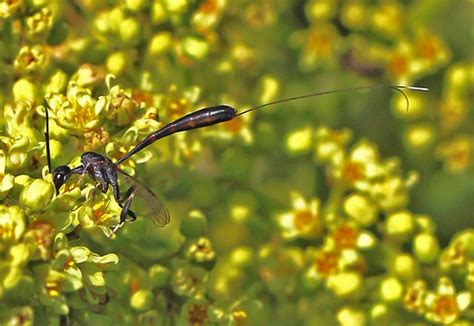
[106,51,128,76]
[148,264,171,289]
[413,232,440,263]
[45,70,68,94]
[327,272,362,297]
[123,0,147,12]
[393,253,418,280]
[13,78,38,103]
[337,307,366,326]
[148,32,173,56]
[119,18,141,46]
[343,193,377,226]
[180,210,208,238]
[285,127,313,156]
[164,0,188,14]
[229,247,254,268]
[130,289,154,311]
[385,211,415,242]
[183,36,209,60]
[404,124,435,151]
[20,178,54,211]
[379,277,403,303]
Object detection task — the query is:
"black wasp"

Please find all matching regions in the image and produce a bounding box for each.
[44,85,428,234]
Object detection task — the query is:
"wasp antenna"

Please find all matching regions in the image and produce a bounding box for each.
[236,85,429,116]
[44,105,53,174]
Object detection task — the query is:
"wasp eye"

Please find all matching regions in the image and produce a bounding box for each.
[53,165,71,194]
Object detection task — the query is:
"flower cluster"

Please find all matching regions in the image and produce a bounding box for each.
[0,0,472,325]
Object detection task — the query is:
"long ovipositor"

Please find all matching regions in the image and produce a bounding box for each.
[112,85,428,167]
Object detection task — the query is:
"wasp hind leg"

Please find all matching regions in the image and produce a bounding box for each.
[111,185,137,234]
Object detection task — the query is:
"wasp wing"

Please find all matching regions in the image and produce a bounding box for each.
[116,168,171,227]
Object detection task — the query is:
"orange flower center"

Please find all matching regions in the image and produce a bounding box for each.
[332,225,358,249]
[294,210,314,231]
[188,304,208,326]
[342,162,364,184]
[315,251,338,276]
[434,295,459,321]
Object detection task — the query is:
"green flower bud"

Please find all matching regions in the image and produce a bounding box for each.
[393,253,418,280]
[148,264,171,289]
[130,289,154,311]
[404,124,436,151]
[148,32,173,56]
[20,178,54,211]
[123,0,147,12]
[369,303,389,322]
[413,232,440,263]
[180,210,208,238]
[385,211,415,242]
[285,127,313,156]
[10,175,32,199]
[379,277,403,303]
[13,78,38,102]
[119,18,141,45]
[163,0,187,14]
[327,272,362,297]
[47,20,70,46]
[343,193,378,226]
[45,70,68,94]
[183,36,209,60]
[106,51,128,75]
[228,191,257,224]
[337,307,366,326]
[229,246,254,268]
[151,1,167,24]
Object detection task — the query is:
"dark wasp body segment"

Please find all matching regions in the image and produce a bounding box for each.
[114,105,237,166]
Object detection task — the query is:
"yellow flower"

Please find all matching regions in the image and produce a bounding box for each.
[277,192,322,240]
[404,280,428,314]
[294,23,340,70]
[424,277,471,324]
[436,136,473,173]
[415,31,451,71]
[314,126,352,163]
[440,230,473,271]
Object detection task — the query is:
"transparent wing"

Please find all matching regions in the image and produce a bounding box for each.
[116,168,171,227]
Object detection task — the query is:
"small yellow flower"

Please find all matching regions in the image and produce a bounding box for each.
[404,280,428,314]
[314,126,352,163]
[277,192,322,240]
[370,2,403,37]
[293,23,340,69]
[415,31,451,70]
[14,45,46,74]
[440,230,473,271]
[424,277,472,324]
[191,0,226,32]
[436,136,473,173]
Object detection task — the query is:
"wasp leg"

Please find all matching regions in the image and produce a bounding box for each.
[111,185,137,234]
[120,185,137,223]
